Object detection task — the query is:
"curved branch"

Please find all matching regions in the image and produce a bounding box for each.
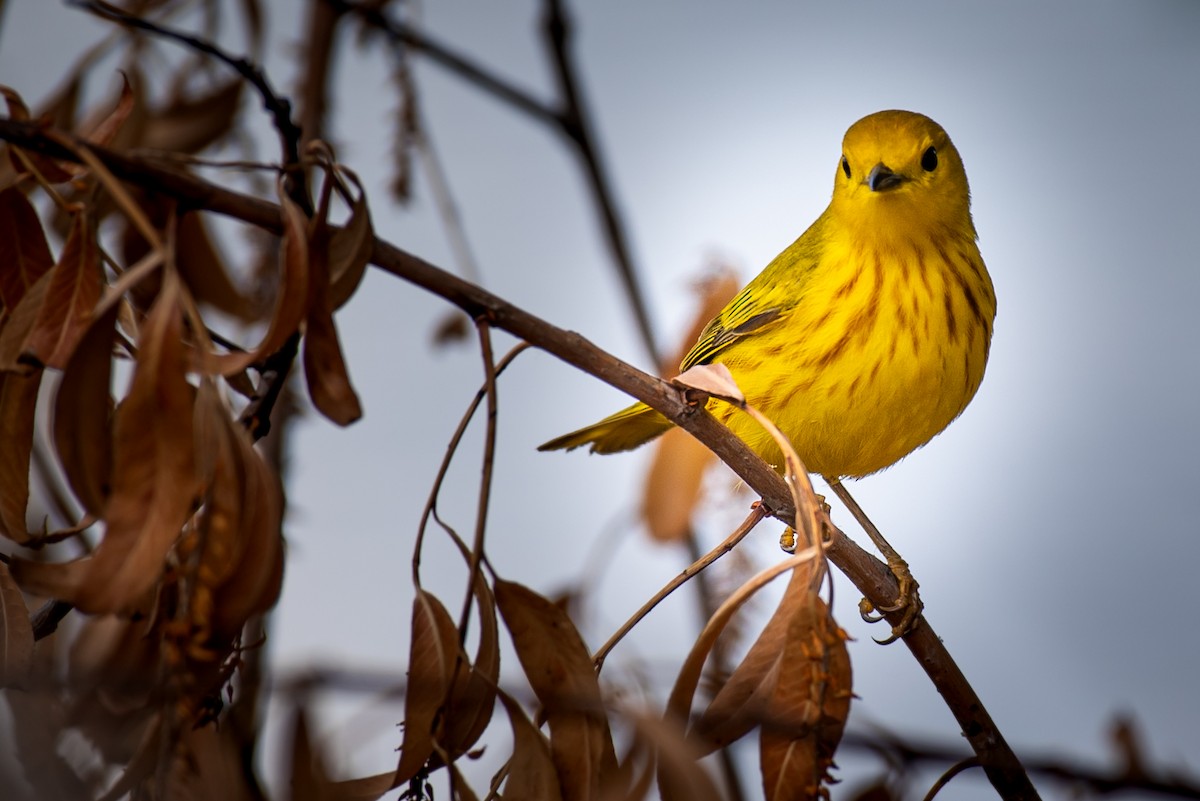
[0,121,1037,801]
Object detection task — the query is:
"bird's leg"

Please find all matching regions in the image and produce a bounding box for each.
[824,477,923,643]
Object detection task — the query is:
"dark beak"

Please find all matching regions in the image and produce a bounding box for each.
[867,163,905,192]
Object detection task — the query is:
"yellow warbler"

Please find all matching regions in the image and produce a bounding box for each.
[541,110,995,482]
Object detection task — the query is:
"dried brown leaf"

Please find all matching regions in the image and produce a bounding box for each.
[692,567,811,752]
[630,712,722,801]
[640,271,738,543]
[495,579,619,801]
[641,428,711,543]
[328,176,374,311]
[81,72,136,149]
[303,208,362,426]
[437,571,500,761]
[14,272,199,613]
[52,302,117,518]
[140,77,243,155]
[672,363,744,404]
[203,182,309,376]
[0,562,33,689]
[0,267,51,372]
[759,593,852,801]
[0,186,55,310]
[397,590,459,778]
[499,691,564,801]
[0,369,42,543]
[20,209,103,369]
[202,383,285,638]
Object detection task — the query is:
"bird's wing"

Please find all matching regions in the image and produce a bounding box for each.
[679,288,785,370]
[679,228,823,371]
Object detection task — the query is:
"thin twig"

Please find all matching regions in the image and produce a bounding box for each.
[541,0,659,365]
[592,504,767,673]
[455,319,500,640]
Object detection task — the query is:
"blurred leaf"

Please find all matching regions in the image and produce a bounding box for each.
[631,712,722,801]
[0,186,55,311]
[199,381,285,639]
[140,77,243,155]
[19,209,103,369]
[499,691,563,801]
[123,202,257,322]
[495,579,619,801]
[328,175,374,311]
[641,270,738,542]
[80,72,136,149]
[288,705,335,801]
[0,562,33,689]
[641,428,710,543]
[52,302,117,518]
[0,85,77,183]
[0,369,42,543]
[0,268,51,372]
[303,201,362,426]
[431,311,470,348]
[14,272,199,613]
[759,592,851,801]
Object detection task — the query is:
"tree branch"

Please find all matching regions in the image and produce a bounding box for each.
[0,121,1037,800]
[336,0,661,365]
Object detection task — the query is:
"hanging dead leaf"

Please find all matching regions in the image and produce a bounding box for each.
[672,363,744,405]
[759,592,852,801]
[692,567,813,753]
[0,369,42,543]
[302,203,362,426]
[52,301,118,518]
[495,579,620,801]
[203,182,309,376]
[0,267,51,372]
[0,186,55,310]
[327,173,374,311]
[0,562,33,689]
[328,590,460,801]
[435,569,500,762]
[499,691,564,801]
[79,72,136,149]
[14,272,199,613]
[200,383,286,640]
[140,77,244,155]
[19,208,103,369]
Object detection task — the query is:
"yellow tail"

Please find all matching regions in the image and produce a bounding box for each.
[538,402,674,454]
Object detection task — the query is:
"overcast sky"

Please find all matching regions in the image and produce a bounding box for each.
[2,1,1199,798]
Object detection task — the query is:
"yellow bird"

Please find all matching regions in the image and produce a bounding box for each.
[541,110,995,485]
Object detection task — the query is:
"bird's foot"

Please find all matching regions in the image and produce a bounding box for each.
[858,555,923,644]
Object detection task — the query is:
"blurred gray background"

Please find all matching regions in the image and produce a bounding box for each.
[2,1,1198,798]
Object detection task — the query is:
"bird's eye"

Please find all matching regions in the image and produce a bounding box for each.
[921,146,938,172]
[841,156,851,178]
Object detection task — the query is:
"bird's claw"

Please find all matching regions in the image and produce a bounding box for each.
[858,556,923,644]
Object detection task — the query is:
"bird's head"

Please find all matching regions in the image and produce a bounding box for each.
[831,110,975,240]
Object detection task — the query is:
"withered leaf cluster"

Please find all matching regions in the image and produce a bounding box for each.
[0,52,371,794]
